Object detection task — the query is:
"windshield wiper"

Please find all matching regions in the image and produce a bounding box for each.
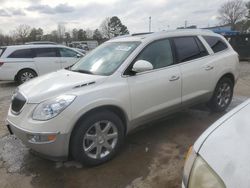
[71,69,94,75]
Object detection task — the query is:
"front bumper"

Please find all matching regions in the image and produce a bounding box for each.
[7,119,69,160]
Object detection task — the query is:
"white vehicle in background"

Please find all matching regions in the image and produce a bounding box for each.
[0,45,84,84]
[183,99,250,188]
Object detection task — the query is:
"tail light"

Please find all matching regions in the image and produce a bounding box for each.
[0,62,4,67]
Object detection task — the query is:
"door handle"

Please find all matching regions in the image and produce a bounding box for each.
[205,65,214,71]
[169,75,180,81]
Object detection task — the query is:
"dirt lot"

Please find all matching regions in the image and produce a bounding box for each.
[0,62,250,188]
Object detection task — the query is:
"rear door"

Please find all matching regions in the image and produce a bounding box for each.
[58,47,82,68]
[33,47,61,75]
[173,36,214,105]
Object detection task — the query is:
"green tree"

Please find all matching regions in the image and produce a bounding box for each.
[93,29,103,42]
[109,16,129,37]
[28,28,43,41]
[78,29,87,41]
[100,16,129,39]
[72,28,78,41]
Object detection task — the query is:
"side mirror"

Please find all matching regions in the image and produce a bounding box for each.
[132,60,153,73]
[76,54,82,58]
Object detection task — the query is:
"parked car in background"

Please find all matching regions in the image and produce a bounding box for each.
[6,29,239,166]
[72,47,87,55]
[0,45,84,84]
[25,41,57,45]
[183,99,250,188]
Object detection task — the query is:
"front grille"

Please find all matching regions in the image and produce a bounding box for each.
[11,92,26,114]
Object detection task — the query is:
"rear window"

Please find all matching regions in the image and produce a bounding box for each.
[8,49,34,58]
[173,36,208,63]
[203,36,228,53]
[0,47,6,57]
[34,48,58,57]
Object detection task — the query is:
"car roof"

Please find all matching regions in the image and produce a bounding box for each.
[109,29,220,43]
[5,44,67,49]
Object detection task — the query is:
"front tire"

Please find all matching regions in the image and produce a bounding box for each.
[70,111,125,166]
[208,77,234,112]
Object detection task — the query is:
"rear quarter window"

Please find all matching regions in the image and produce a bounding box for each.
[203,36,228,53]
[8,49,34,58]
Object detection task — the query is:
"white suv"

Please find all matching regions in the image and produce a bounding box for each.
[0,45,83,84]
[6,30,239,165]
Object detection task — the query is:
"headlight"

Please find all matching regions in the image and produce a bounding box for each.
[188,156,226,188]
[183,146,197,186]
[32,95,76,121]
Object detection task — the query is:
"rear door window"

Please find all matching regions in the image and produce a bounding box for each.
[203,36,228,53]
[8,49,34,58]
[173,36,208,63]
[34,48,59,57]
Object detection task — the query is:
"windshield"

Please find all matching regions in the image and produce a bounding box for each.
[71,41,140,76]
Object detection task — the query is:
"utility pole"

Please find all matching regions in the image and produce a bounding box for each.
[149,16,151,32]
[185,20,187,28]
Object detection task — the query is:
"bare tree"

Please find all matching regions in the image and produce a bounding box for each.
[57,23,66,43]
[86,29,93,39]
[14,24,31,43]
[100,17,112,39]
[218,0,247,29]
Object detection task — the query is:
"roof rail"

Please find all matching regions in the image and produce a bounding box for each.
[131,32,153,36]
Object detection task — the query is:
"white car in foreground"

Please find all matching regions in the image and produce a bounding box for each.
[0,45,83,83]
[183,99,250,188]
[6,29,239,165]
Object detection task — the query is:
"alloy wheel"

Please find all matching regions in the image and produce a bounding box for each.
[21,72,35,83]
[216,83,231,108]
[83,120,118,159]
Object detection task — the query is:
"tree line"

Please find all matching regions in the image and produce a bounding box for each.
[0,16,129,46]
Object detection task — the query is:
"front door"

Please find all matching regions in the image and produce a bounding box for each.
[59,47,82,68]
[126,38,182,124]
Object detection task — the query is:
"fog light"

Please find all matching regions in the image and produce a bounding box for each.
[27,134,57,143]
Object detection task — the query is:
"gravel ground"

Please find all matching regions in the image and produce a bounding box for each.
[0,61,250,188]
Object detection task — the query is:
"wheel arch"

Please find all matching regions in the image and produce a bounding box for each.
[68,105,129,158]
[218,72,235,86]
[14,68,38,81]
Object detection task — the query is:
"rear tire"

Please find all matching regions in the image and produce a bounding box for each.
[17,69,37,84]
[208,77,234,112]
[70,110,125,166]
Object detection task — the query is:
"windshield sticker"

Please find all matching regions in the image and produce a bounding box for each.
[115,46,132,51]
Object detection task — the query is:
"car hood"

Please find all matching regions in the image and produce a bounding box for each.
[18,69,108,103]
[195,99,250,188]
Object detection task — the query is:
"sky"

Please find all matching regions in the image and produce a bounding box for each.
[0,0,230,34]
